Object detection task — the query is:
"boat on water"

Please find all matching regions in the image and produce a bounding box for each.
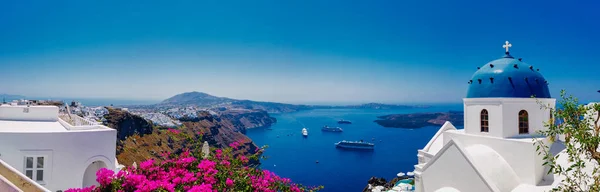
[302,128,308,137]
[321,125,343,132]
[335,140,374,150]
[337,119,352,124]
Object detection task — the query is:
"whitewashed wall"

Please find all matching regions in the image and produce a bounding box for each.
[0,129,117,191]
[463,98,555,138]
[420,142,493,192]
[463,100,502,136]
[443,130,550,185]
[0,106,58,122]
[500,99,555,138]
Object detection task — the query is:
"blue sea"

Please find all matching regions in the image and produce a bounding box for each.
[245,104,464,192]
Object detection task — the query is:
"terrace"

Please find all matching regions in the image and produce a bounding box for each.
[0,104,111,132]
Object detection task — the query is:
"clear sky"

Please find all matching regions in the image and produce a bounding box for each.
[0,0,599,104]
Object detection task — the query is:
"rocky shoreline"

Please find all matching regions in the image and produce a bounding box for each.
[374,111,464,128]
[363,176,413,192]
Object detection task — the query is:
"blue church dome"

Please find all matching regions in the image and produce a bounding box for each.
[466,49,551,98]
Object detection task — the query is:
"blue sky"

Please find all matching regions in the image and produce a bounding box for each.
[0,0,598,104]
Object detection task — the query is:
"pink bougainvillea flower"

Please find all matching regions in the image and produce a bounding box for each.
[66,139,322,192]
[228,141,240,149]
[167,128,181,134]
[96,168,114,186]
[226,178,234,187]
[188,184,213,192]
[64,185,95,192]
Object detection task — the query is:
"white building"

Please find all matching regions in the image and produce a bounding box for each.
[413,42,597,192]
[0,103,118,192]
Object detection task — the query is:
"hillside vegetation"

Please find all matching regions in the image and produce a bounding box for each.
[104,109,263,166]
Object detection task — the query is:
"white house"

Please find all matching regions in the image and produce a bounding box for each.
[0,102,118,192]
[413,41,597,192]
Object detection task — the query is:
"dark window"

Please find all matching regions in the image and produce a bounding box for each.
[24,156,44,182]
[26,157,33,168]
[25,170,33,179]
[36,170,44,181]
[519,110,529,134]
[481,109,489,132]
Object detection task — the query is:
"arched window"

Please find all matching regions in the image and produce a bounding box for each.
[480,109,489,132]
[519,110,529,134]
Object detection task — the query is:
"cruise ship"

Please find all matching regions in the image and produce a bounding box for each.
[321,125,343,132]
[335,140,374,150]
[337,119,352,124]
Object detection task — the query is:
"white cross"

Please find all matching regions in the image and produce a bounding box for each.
[503,41,512,53]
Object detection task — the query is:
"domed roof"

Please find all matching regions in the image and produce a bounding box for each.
[466,49,551,98]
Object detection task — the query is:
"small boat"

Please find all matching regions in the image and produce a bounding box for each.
[338,119,352,124]
[302,128,308,137]
[322,125,343,132]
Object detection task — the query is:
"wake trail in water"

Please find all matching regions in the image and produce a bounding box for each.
[281,113,306,128]
[297,121,306,128]
[273,128,296,131]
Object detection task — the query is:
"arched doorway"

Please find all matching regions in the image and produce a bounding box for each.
[82,161,108,188]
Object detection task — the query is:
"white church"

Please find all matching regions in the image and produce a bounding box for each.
[413,41,599,192]
[0,100,119,192]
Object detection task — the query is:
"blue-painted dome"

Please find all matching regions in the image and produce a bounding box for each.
[466,53,551,98]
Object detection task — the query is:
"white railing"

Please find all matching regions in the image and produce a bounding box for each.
[417,150,434,165]
[58,114,98,126]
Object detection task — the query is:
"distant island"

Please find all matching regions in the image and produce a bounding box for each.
[374,111,464,128]
[2,91,430,114]
[131,91,430,114]
[317,102,430,110]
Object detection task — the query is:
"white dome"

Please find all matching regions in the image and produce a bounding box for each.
[464,144,520,191]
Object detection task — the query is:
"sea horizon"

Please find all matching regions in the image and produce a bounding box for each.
[18,95,592,109]
[2,94,465,108]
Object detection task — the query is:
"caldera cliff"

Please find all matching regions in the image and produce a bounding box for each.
[218,109,277,133]
[103,108,268,167]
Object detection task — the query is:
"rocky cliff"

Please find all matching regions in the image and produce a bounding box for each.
[104,109,263,167]
[177,109,277,133]
[104,107,154,141]
[218,109,277,133]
